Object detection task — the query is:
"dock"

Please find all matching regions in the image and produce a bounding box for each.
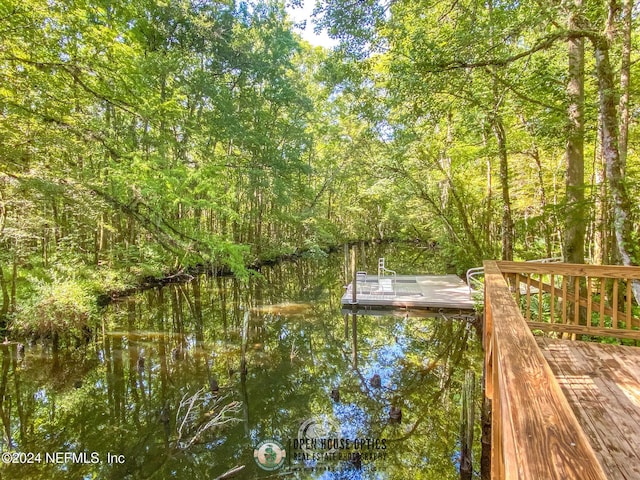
[341,274,476,312]
[484,260,640,479]
[537,338,640,478]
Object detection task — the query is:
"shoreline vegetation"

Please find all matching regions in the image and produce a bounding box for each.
[1,1,638,351]
[97,238,404,306]
[3,237,412,346]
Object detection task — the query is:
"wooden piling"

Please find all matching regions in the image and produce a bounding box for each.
[351,247,357,305]
[344,244,349,284]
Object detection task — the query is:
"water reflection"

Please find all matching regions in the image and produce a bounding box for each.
[0,245,482,479]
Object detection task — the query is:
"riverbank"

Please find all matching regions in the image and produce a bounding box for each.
[6,238,426,343]
[96,238,414,306]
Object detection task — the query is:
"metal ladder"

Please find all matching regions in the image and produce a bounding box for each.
[377,258,397,296]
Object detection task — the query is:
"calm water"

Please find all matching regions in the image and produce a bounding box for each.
[0,244,483,479]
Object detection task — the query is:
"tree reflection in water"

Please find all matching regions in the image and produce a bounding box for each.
[0,245,482,479]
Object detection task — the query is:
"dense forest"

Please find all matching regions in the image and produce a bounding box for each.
[1,0,638,338]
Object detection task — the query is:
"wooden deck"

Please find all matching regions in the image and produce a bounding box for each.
[340,274,476,311]
[483,260,640,480]
[537,338,640,479]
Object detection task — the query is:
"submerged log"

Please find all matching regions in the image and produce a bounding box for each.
[137,355,145,373]
[209,377,219,393]
[330,388,340,402]
[389,405,402,424]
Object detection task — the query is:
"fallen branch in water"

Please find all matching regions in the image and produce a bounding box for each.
[215,465,246,480]
[175,388,242,450]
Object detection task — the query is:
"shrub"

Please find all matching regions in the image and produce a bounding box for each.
[11,279,96,342]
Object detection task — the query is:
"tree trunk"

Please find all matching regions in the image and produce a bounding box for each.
[440,111,453,210]
[460,370,475,480]
[486,0,512,261]
[0,265,9,330]
[592,31,640,303]
[491,116,513,261]
[618,0,631,171]
[483,128,493,253]
[10,257,16,313]
[523,134,551,258]
[593,116,608,265]
[564,0,585,264]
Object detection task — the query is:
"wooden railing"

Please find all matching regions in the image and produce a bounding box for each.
[483,261,608,479]
[496,261,640,341]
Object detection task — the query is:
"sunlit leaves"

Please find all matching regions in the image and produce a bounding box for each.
[0,0,331,317]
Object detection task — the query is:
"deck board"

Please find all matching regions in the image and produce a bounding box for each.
[341,274,475,311]
[537,338,640,479]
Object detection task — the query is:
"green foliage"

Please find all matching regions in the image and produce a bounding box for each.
[520,292,552,323]
[301,240,329,259]
[0,0,342,326]
[2,0,639,340]
[314,0,638,272]
[12,278,96,337]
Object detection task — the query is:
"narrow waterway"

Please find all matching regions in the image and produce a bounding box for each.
[0,244,483,479]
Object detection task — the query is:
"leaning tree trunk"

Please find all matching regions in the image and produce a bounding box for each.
[592,33,640,304]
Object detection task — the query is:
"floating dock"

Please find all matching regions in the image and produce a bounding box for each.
[341,274,476,312]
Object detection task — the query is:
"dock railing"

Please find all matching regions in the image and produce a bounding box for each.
[483,260,616,479]
[495,260,640,341]
[466,266,485,294]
